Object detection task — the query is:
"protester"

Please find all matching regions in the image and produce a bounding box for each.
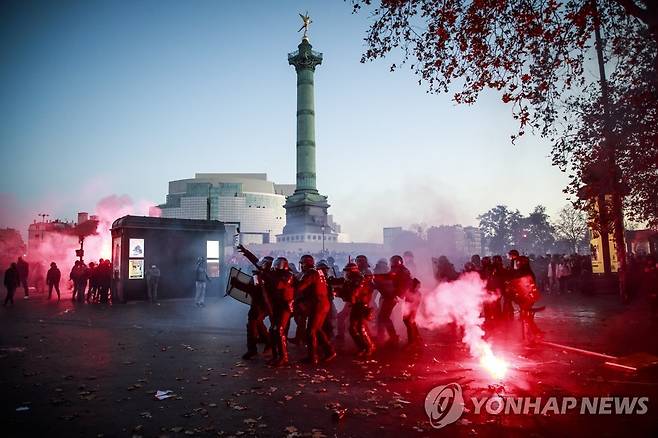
[46,262,61,301]
[4,263,20,306]
[194,257,211,307]
[146,264,161,303]
[16,256,29,299]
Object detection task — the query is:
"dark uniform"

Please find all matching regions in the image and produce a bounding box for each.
[234,245,273,360]
[402,278,422,346]
[342,263,375,356]
[268,257,295,366]
[376,255,412,345]
[506,256,543,341]
[296,255,336,365]
[316,260,337,340]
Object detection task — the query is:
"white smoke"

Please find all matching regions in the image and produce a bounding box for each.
[416,272,501,362]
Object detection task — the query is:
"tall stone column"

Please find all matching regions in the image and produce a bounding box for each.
[288,37,322,193]
[279,35,337,242]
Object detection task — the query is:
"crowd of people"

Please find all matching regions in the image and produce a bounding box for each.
[2,257,119,305]
[226,243,553,368]
[229,245,422,367]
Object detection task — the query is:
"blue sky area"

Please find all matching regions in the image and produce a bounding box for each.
[0,0,571,242]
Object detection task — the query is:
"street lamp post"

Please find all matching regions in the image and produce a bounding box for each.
[321,225,325,253]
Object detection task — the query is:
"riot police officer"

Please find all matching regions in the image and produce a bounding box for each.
[234,245,273,360]
[376,255,413,346]
[295,254,336,365]
[268,257,295,367]
[342,262,376,357]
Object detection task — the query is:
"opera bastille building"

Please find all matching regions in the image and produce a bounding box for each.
[153,173,294,245]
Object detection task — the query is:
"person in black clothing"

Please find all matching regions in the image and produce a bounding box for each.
[376,255,413,346]
[402,277,422,347]
[97,259,112,303]
[16,256,29,299]
[341,262,376,357]
[268,257,295,367]
[86,262,98,302]
[4,263,20,306]
[46,262,61,301]
[296,254,335,365]
[506,255,543,341]
[234,244,273,360]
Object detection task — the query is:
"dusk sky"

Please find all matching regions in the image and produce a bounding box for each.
[0,0,571,242]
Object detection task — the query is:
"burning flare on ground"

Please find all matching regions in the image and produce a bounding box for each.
[479,342,508,380]
[416,272,508,380]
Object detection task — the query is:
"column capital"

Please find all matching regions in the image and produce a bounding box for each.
[288,39,322,71]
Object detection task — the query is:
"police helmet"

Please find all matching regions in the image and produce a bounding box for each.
[390,255,404,268]
[258,256,274,270]
[273,257,289,271]
[343,262,359,273]
[299,254,315,270]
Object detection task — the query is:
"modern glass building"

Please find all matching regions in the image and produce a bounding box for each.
[153,173,295,244]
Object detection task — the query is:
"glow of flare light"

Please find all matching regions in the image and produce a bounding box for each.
[479,343,508,380]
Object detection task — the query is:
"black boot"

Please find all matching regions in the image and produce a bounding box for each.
[272,334,289,367]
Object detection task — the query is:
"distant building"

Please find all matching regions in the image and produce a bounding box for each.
[0,228,26,268]
[426,225,483,258]
[154,173,292,244]
[383,227,403,249]
[463,226,483,256]
[27,219,75,256]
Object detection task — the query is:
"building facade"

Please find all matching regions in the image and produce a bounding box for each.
[27,219,75,256]
[154,173,291,244]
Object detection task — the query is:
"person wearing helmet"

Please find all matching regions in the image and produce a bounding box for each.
[375,255,412,346]
[502,250,521,320]
[402,277,422,347]
[268,257,295,366]
[342,262,376,357]
[506,255,543,342]
[295,254,336,365]
[336,256,369,341]
[316,260,337,340]
[403,251,417,277]
[234,245,274,360]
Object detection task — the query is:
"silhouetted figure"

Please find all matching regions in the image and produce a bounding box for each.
[146,264,161,302]
[4,263,20,306]
[70,261,88,302]
[433,255,458,283]
[16,256,29,299]
[46,262,61,301]
[87,262,98,302]
[95,259,112,303]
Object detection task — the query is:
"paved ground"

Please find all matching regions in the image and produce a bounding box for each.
[1,288,658,437]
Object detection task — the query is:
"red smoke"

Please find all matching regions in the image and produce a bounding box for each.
[28,195,154,275]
